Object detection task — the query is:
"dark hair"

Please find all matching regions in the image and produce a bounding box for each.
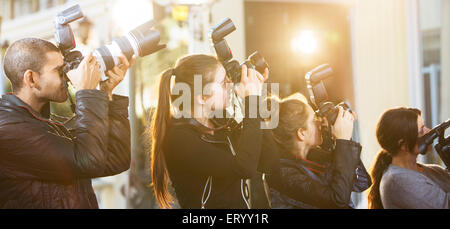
[3,38,60,92]
[368,107,421,209]
[149,54,221,208]
[271,93,311,155]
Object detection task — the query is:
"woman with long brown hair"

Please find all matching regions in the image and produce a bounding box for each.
[149,54,268,208]
[368,108,450,209]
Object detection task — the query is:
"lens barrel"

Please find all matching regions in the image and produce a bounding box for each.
[93,20,165,73]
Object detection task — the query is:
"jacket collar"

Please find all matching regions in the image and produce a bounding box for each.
[1,94,51,120]
[170,117,214,135]
[279,149,327,174]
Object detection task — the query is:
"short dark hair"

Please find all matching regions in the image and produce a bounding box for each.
[3,38,60,91]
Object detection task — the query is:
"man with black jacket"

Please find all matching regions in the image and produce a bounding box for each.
[0,38,133,208]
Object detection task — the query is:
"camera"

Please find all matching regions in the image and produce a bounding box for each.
[210,18,269,83]
[418,119,450,168]
[305,64,352,125]
[54,4,166,78]
[305,64,352,151]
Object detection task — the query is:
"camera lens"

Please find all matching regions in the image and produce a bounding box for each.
[92,20,166,76]
[129,20,165,57]
[319,102,338,125]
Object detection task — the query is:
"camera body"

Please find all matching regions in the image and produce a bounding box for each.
[418,119,450,168]
[54,4,166,78]
[305,64,351,126]
[305,64,352,151]
[53,5,84,74]
[210,18,268,83]
[54,5,83,54]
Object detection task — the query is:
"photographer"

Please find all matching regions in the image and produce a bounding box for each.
[150,54,269,209]
[0,38,134,208]
[368,108,450,209]
[266,93,366,209]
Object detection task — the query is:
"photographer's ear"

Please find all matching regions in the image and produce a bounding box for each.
[23,70,40,90]
[398,139,408,152]
[296,128,306,142]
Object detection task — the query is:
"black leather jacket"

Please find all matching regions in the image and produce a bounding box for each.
[0,90,131,209]
[267,139,369,209]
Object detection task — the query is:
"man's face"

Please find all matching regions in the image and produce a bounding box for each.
[35,51,68,103]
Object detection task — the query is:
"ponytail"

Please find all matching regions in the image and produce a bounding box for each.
[148,54,222,208]
[150,68,174,209]
[369,107,422,209]
[367,150,392,209]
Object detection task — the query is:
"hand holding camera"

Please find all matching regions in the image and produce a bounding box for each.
[332,106,356,140]
[234,65,268,98]
[100,54,136,100]
[66,52,101,90]
[53,4,165,110]
[304,64,358,150]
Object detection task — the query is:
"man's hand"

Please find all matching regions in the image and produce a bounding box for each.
[66,52,102,90]
[100,54,136,100]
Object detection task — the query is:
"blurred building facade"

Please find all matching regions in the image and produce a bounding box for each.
[1,0,448,209]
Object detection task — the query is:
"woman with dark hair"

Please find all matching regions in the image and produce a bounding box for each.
[368,108,450,209]
[149,54,268,209]
[266,93,370,209]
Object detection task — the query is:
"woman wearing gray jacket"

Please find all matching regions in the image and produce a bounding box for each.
[368,108,450,209]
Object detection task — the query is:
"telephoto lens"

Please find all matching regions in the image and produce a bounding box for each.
[93,20,166,76]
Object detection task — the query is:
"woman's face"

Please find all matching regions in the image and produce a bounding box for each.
[203,65,232,114]
[303,105,323,148]
[417,115,430,138]
[412,115,431,154]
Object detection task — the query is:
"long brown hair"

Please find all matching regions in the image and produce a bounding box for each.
[149,54,221,208]
[367,107,421,209]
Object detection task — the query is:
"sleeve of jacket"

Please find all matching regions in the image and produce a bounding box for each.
[257,128,280,174]
[276,139,361,208]
[95,94,131,177]
[0,90,114,181]
[353,159,372,192]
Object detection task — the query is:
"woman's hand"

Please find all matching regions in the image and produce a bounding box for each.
[235,65,269,98]
[100,54,136,100]
[332,106,356,140]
